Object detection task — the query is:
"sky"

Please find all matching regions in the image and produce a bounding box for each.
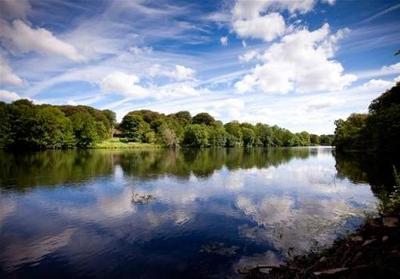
[0,0,399,134]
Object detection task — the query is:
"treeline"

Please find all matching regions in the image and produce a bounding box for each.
[0,99,333,150]
[119,110,333,147]
[0,99,115,149]
[334,82,400,152]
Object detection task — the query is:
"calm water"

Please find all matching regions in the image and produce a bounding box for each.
[0,147,388,278]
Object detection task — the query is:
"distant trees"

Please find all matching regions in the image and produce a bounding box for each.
[319,134,334,146]
[118,110,330,148]
[0,100,115,149]
[0,99,335,150]
[334,82,400,152]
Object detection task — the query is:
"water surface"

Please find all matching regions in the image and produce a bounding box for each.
[0,148,381,278]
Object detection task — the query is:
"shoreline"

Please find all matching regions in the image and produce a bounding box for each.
[243,215,400,279]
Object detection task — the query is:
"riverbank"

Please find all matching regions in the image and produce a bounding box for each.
[243,215,400,279]
[95,138,162,149]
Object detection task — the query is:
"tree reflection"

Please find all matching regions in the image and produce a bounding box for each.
[0,147,322,190]
[334,151,400,194]
[0,150,113,190]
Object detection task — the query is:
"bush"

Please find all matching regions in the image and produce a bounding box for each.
[183,124,209,147]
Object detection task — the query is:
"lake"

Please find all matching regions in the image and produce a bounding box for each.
[0,147,391,278]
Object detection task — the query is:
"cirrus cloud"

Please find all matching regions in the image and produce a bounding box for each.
[0,56,23,86]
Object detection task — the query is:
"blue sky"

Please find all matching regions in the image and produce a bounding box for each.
[0,0,399,134]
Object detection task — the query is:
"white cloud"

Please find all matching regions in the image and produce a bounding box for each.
[0,0,31,20]
[358,78,395,91]
[232,12,286,42]
[233,0,316,18]
[380,62,400,75]
[238,49,262,63]
[101,71,149,98]
[172,65,196,81]
[0,20,85,61]
[220,36,228,46]
[235,24,356,94]
[101,70,202,100]
[322,0,336,5]
[156,82,202,99]
[0,90,22,102]
[147,64,196,81]
[354,63,400,80]
[0,56,23,85]
[231,0,322,42]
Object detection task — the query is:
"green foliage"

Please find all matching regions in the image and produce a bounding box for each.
[225,121,242,142]
[378,166,400,215]
[120,114,151,142]
[319,134,334,146]
[225,133,241,147]
[0,102,11,148]
[192,112,215,125]
[183,124,209,147]
[35,106,75,149]
[171,111,192,126]
[333,113,368,150]
[334,82,400,152]
[297,131,311,146]
[160,127,178,147]
[208,127,227,147]
[115,109,324,148]
[0,100,116,149]
[70,112,99,148]
[241,127,255,147]
[255,124,274,147]
[310,134,320,145]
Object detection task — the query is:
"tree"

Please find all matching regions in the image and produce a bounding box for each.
[225,121,242,144]
[297,131,311,146]
[365,83,400,151]
[35,106,75,149]
[242,127,255,147]
[255,123,274,147]
[95,121,108,141]
[70,112,99,148]
[334,113,368,150]
[208,127,227,147]
[192,112,215,125]
[183,124,209,147]
[160,127,178,147]
[144,131,156,143]
[0,102,11,148]
[120,114,151,142]
[369,82,400,114]
[310,134,320,145]
[320,134,334,146]
[225,133,241,147]
[172,111,192,126]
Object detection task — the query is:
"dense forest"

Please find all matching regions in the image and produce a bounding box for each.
[0,99,333,150]
[0,100,116,149]
[334,82,400,152]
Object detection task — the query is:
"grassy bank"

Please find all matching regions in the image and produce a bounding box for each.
[95,138,162,149]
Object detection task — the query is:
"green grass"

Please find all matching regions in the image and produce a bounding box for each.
[95,138,162,149]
